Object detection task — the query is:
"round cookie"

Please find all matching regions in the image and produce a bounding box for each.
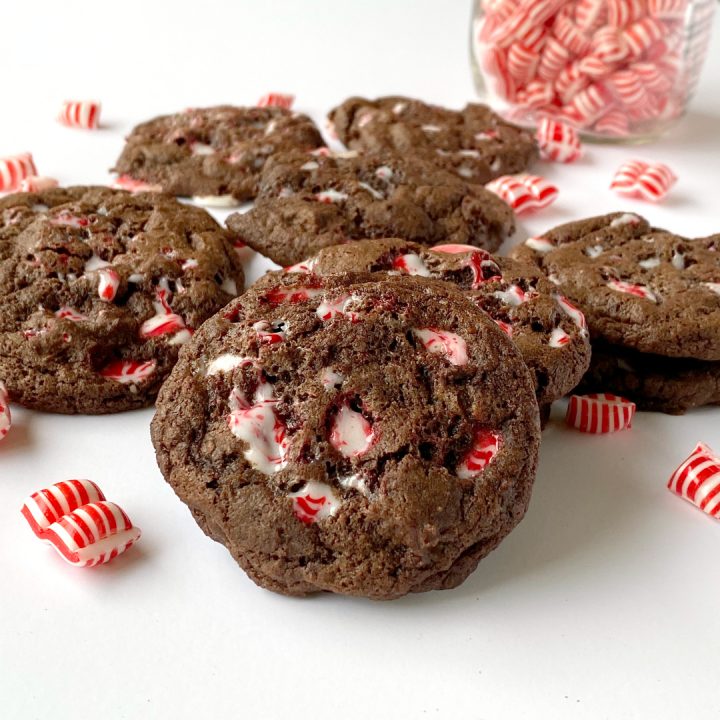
[255,238,591,408]
[0,186,244,414]
[511,212,720,361]
[578,344,720,415]
[328,96,538,184]
[113,105,324,204]
[151,274,541,599]
[227,150,515,266]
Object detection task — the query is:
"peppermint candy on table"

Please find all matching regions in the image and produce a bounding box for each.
[58,100,101,129]
[0,381,11,441]
[99,359,157,384]
[21,481,140,567]
[610,160,677,202]
[565,393,636,433]
[0,153,37,192]
[457,428,502,479]
[667,442,720,520]
[485,174,558,214]
[536,117,582,162]
[19,176,59,193]
[256,93,295,109]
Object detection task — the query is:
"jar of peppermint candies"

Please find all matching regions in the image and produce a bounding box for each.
[470,0,716,141]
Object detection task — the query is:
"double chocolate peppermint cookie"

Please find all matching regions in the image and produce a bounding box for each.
[513,213,720,413]
[0,186,244,414]
[227,150,515,266]
[255,238,590,410]
[113,105,324,205]
[328,96,538,184]
[151,274,540,599]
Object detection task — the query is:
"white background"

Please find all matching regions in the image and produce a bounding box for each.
[2,2,720,718]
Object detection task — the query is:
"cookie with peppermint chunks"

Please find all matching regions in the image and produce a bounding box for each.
[226,150,515,266]
[578,343,720,415]
[0,186,244,413]
[113,105,323,205]
[151,274,540,599]
[512,212,720,361]
[255,237,590,409]
[328,96,538,184]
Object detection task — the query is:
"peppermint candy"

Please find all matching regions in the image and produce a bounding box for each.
[412,328,468,366]
[536,117,582,162]
[485,174,558,214]
[457,428,502,479]
[0,381,11,441]
[429,244,503,286]
[21,480,141,567]
[607,278,658,302]
[565,393,636,433]
[610,160,677,202]
[58,101,101,130]
[100,359,157,384]
[667,442,720,520]
[97,267,120,302]
[111,175,163,193]
[0,153,37,192]
[257,93,295,109]
[290,482,341,524]
[330,398,376,459]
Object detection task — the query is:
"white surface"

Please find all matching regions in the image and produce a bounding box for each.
[2,2,720,718]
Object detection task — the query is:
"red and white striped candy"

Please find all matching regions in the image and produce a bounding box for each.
[485,174,558,214]
[553,14,592,55]
[480,46,517,101]
[606,69,649,106]
[517,80,554,109]
[99,359,157,384]
[412,328,468,366]
[569,82,614,126]
[139,288,188,339]
[290,482,341,524]
[630,62,674,94]
[508,43,540,83]
[21,480,105,538]
[647,0,689,20]
[607,0,646,27]
[257,93,294,109]
[591,26,628,63]
[622,17,665,58]
[43,501,140,567]
[538,37,571,81]
[595,109,631,135]
[536,117,582,162]
[607,279,658,302]
[610,160,677,202]
[575,0,607,31]
[0,153,37,192]
[565,393,636,433]
[58,101,101,130]
[457,429,502,479]
[19,176,58,193]
[97,267,120,302]
[0,381,11,441]
[667,442,720,520]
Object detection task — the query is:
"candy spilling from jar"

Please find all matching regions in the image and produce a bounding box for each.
[472,0,716,139]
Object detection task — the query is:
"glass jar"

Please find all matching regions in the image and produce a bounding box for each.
[470,0,717,142]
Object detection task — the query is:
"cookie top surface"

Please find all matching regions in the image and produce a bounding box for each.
[226,150,515,266]
[0,186,244,413]
[328,96,538,184]
[512,213,720,360]
[113,105,324,203]
[255,237,590,405]
[151,274,540,599]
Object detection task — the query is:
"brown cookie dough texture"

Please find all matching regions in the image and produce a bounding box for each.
[328,96,538,184]
[113,105,324,203]
[0,186,244,413]
[255,237,590,407]
[513,212,720,413]
[151,274,541,599]
[226,150,516,266]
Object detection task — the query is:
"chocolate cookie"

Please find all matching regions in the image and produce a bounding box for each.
[0,186,244,414]
[578,344,720,415]
[226,150,515,266]
[512,213,720,360]
[151,274,540,599]
[113,105,324,205]
[255,238,590,408]
[328,96,538,184]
